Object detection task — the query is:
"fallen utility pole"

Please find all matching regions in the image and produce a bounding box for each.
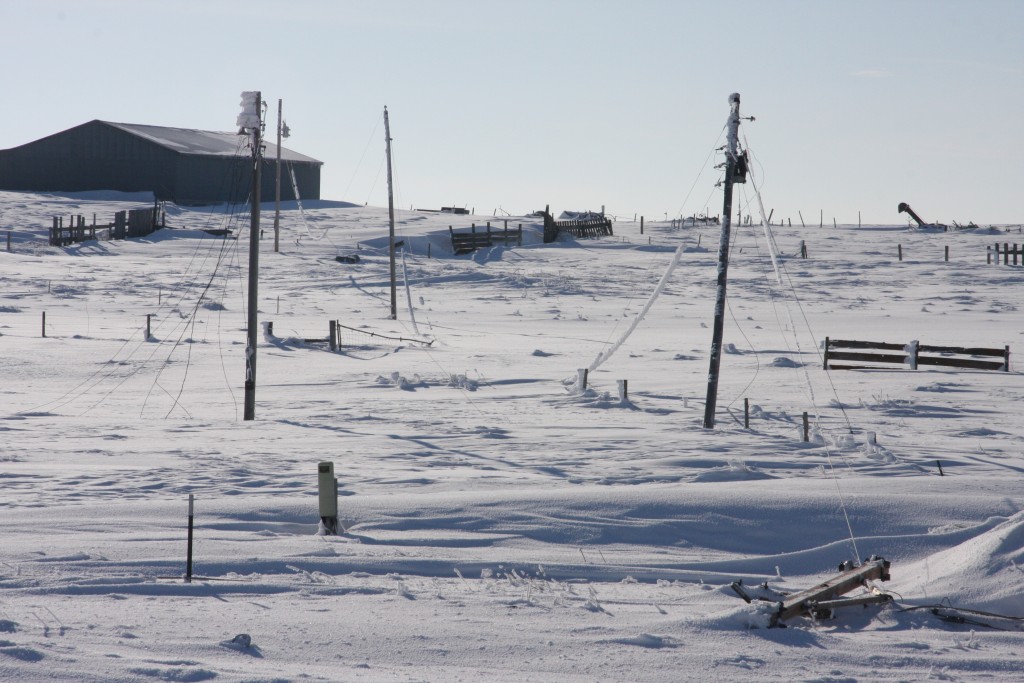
[771,556,891,626]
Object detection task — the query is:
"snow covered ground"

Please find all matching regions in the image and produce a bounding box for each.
[1,190,1023,682]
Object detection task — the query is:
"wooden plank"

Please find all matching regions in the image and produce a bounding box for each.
[827,364,891,371]
[827,339,905,351]
[916,356,1005,370]
[917,344,1005,357]
[826,351,908,365]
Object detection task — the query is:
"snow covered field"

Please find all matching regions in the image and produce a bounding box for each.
[1,190,1023,682]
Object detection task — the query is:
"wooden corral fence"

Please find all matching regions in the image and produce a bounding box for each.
[449,221,522,255]
[49,206,164,247]
[824,337,1010,372]
[541,206,613,243]
[989,243,1023,266]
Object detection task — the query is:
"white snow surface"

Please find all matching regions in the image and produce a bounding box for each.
[1,190,1023,681]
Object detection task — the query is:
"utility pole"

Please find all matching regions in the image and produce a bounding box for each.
[703,93,744,429]
[273,98,282,253]
[384,106,397,320]
[238,91,263,421]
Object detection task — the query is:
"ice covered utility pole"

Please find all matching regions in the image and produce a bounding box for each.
[238,91,263,421]
[384,106,397,320]
[703,93,744,429]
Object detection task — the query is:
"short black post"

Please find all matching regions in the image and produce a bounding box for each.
[898,244,903,261]
[517,223,522,247]
[823,336,830,370]
[6,231,10,252]
[944,245,949,262]
[146,314,152,341]
[318,462,339,535]
[617,379,628,401]
[800,240,807,259]
[42,311,46,338]
[583,368,589,390]
[640,216,644,235]
[1005,242,1009,265]
[159,288,162,305]
[987,246,992,264]
[802,412,809,442]
[329,320,338,352]
[428,243,432,258]
[185,493,194,583]
[744,397,750,428]
[936,460,944,477]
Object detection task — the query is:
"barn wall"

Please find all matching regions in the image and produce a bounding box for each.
[0,121,177,197]
[0,121,322,205]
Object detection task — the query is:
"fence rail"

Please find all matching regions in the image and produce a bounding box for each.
[824,337,1009,372]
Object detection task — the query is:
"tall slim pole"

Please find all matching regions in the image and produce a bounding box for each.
[703,93,743,429]
[384,106,397,320]
[243,92,263,421]
[274,98,282,254]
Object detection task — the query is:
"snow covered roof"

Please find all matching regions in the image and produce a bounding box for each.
[101,121,322,164]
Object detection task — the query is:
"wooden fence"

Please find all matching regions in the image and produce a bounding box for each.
[49,206,164,247]
[541,209,613,243]
[449,222,522,255]
[989,243,1023,266]
[824,337,1009,372]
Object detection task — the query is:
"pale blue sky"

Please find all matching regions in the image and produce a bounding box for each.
[3,0,1021,223]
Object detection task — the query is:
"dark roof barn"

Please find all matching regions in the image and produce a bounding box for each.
[0,120,322,205]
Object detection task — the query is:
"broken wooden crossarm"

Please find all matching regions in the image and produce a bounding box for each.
[770,556,891,626]
[805,593,893,619]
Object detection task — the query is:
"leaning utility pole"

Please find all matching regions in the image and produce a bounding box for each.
[703,93,744,429]
[383,106,397,320]
[238,91,263,421]
[273,98,282,253]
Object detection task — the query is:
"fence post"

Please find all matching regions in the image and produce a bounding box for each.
[1005,242,1009,265]
[1005,345,1011,372]
[329,320,338,352]
[744,397,750,428]
[185,493,194,583]
[42,311,46,338]
[6,231,10,252]
[640,216,644,235]
[800,240,807,259]
[617,379,628,402]
[518,224,522,247]
[988,246,992,264]
[802,412,810,442]
[798,211,805,228]
[944,245,949,262]
[823,337,830,370]
[146,314,152,341]
[898,244,903,261]
[577,368,588,391]
[428,242,432,258]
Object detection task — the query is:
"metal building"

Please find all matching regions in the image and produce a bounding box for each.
[0,120,322,205]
